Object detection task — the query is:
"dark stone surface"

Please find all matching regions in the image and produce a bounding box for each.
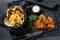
[0,26,12,40]
[0,0,60,40]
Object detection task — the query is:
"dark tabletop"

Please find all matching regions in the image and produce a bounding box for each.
[0,0,60,40]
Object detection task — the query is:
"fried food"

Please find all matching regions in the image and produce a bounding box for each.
[48,16,54,24]
[35,14,55,29]
[40,23,46,29]
[47,16,55,29]
[45,20,48,24]
[35,19,41,28]
[35,19,46,29]
[39,14,46,23]
[4,6,24,27]
[47,24,55,29]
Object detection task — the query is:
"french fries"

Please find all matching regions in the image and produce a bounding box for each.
[4,6,24,27]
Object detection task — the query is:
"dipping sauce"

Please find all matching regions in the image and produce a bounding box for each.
[32,5,41,13]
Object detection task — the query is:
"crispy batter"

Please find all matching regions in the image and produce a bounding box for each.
[39,14,46,23]
[35,14,55,29]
